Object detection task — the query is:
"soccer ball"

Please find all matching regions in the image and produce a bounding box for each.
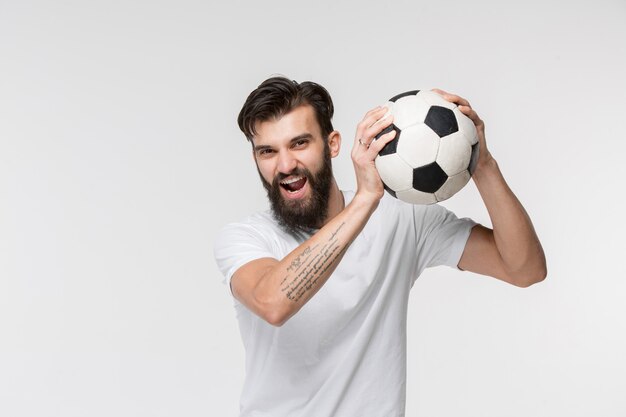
[374,90,480,204]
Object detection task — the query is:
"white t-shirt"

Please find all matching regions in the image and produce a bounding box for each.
[214,191,476,417]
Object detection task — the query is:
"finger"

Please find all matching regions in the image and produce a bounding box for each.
[354,123,392,155]
[371,106,393,127]
[354,110,391,148]
[431,88,449,96]
[356,107,389,136]
[359,114,394,148]
[363,105,383,117]
[431,88,470,107]
[368,128,397,154]
[458,105,483,126]
[359,107,387,130]
[353,136,370,151]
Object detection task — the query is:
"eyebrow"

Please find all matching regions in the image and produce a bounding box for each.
[253,133,314,152]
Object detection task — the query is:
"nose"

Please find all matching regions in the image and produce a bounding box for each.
[277,149,297,175]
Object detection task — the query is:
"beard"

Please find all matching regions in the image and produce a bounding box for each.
[259,144,333,236]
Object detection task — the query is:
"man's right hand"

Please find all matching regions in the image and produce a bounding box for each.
[351,106,397,205]
[229,106,397,327]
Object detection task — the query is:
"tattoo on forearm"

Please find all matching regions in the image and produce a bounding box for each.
[286,245,318,273]
[330,222,345,240]
[280,222,347,302]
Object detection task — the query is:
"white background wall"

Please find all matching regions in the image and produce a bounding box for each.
[1,0,625,416]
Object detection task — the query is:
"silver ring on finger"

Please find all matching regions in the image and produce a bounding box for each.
[358,138,369,148]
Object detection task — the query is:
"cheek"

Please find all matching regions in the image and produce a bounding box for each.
[256,159,276,182]
[302,152,325,172]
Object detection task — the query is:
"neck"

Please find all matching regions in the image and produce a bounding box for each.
[321,179,344,227]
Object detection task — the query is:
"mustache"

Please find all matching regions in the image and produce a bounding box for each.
[272,168,311,186]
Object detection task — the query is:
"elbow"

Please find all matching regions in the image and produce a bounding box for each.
[254,295,291,327]
[249,286,292,327]
[503,251,547,288]
[263,308,289,327]
[512,264,547,288]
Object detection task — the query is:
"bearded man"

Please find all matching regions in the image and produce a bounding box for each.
[214,76,546,417]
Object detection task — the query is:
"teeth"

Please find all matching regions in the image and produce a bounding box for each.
[280,176,304,185]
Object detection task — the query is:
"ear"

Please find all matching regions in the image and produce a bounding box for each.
[250,139,257,162]
[327,131,341,158]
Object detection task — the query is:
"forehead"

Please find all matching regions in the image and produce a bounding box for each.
[253,105,322,145]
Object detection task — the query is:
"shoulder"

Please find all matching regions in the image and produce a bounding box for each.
[367,190,471,237]
[214,210,280,249]
[213,210,290,286]
[368,190,443,227]
[343,189,414,220]
[214,209,308,260]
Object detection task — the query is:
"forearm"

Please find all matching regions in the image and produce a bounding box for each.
[252,194,378,325]
[472,157,547,282]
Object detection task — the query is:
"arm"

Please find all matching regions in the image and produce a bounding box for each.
[232,195,376,326]
[231,107,396,326]
[434,90,547,287]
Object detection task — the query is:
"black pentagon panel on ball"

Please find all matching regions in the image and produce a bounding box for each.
[469,142,480,175]
[389,90,420,102]
[383,183,397,199]
[375,125,401,156]
[412,162,448,193]
[424,106,458,138]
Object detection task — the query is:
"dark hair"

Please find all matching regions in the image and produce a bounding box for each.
[237,76,335,142]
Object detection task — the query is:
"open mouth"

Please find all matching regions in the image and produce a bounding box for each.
[279,175,307,194]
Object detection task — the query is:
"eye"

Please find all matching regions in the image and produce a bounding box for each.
[257,148,274,157]
[293,139,308,148]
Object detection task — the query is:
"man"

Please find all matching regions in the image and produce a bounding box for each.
[214,76,546,416]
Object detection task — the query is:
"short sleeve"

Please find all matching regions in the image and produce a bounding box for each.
[415,204,477,269]
[213,222,277,292]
